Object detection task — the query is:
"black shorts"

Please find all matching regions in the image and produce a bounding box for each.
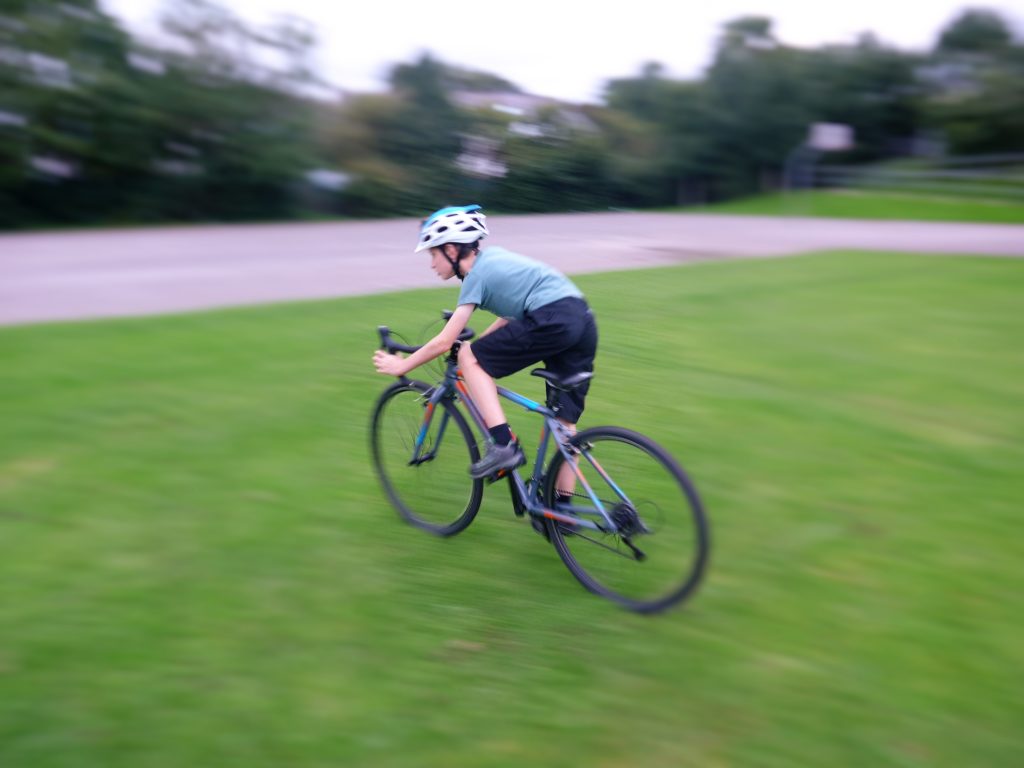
[470,296,598,423]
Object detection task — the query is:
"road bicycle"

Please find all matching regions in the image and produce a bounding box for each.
[370,313,709,613]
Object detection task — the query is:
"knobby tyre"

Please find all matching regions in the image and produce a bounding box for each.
[370,380,483,536]
[542,426,709,613]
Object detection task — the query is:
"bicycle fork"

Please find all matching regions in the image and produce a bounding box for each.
[409,387,452,466]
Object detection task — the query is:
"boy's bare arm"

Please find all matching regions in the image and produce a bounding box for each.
[478,317,509,338]
[372,304,475,377]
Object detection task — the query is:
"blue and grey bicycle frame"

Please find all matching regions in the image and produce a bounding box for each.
[393,333,627,536]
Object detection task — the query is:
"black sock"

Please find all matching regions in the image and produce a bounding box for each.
[488,423,513,446]
[556,492,573,505]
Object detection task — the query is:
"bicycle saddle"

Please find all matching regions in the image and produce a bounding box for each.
[530,369,594,391]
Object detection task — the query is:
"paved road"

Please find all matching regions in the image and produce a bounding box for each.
[2,212,1022,325]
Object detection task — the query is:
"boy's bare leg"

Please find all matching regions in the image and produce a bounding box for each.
[458,343,529,479]
[555,420,577,499]
[458,343,507,428]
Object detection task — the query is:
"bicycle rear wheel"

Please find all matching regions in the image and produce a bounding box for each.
[371,380,483,536]
[542,426,709,613]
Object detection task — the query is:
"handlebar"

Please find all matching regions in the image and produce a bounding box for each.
[377,310,475,355]
[377,326,420,354]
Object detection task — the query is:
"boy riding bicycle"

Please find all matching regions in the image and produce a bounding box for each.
[371,204,598,496]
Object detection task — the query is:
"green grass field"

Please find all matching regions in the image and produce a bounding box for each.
[1,252,1022,766]
[668,190,1024,224]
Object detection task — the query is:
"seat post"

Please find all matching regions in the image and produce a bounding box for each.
[545,386,560,414]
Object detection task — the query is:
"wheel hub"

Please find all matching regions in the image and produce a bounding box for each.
[610,503,647,537]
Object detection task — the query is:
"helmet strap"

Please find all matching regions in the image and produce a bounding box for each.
[449,254,465,281]
[444,242,478,281]
[442,246,464,281]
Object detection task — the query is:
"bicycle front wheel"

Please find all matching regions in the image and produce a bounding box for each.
[370,380,483,536]
[543,426,709,613]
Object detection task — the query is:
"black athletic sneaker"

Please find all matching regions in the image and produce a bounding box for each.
[469,441,526,479]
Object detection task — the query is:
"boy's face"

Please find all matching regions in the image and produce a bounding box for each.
[429,246,455,280]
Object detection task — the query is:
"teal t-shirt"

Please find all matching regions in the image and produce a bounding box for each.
[457,246,583,320]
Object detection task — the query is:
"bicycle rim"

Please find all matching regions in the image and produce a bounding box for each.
[371,380,483,536]
[544,426,709,613]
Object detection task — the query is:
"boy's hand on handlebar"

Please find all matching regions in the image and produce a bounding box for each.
[373,349,406,376]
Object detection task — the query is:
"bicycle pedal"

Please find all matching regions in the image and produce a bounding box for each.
[481,454,527,484]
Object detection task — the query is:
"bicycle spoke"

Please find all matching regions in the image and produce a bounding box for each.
[371,381,483,537]
[544,426,709,613]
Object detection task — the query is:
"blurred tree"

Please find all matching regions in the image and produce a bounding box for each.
[440,63,521,93]
[697,17,812,198]
[584,105,671,207]
[0,0,319,227]
[926,8,1023,154]
[604,61,674,123]
[803,35,924,161]
[719,15,775,48]
[494,107,611,212]
[937,8,1014,53]
[604,64,713,204]
[598,16,928,203]
[4,4,1022,227]
[386,54,464,164]
[323,54,470,215]
[319,93,419,215]
[155,0,318,219]
[0,0,139,225]
[927,45,1024,154]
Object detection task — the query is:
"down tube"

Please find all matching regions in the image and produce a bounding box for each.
[454,379,489,437]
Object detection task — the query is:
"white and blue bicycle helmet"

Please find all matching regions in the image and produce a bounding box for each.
[414,204,489,253]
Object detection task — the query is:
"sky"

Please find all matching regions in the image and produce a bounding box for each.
[99,0,1024,103]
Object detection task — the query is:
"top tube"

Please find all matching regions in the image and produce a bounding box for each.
[498,386,549,415]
